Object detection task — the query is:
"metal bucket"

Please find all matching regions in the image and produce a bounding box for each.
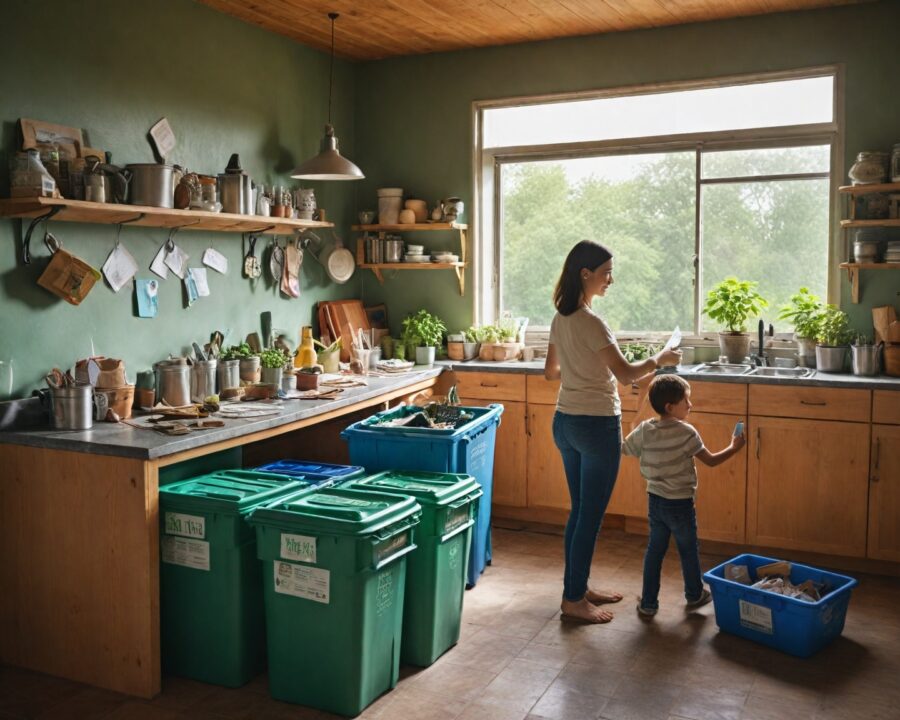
[851,344,881,376]
[127,164,175,208]
[217,359,240,391]
[50,385,94,430]
[815,345,847,373]
[155,363,191,406]
[191,360,218,403]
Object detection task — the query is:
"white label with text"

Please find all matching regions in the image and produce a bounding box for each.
[739,599,773,634]
[280,533,317,563]
[164,512,205,539]
[274,561,329,604]
[161,536,210,571]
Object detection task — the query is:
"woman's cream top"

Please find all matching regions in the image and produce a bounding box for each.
[549,307,620,416]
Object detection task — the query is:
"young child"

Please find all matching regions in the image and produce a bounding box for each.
[622,374,745,616]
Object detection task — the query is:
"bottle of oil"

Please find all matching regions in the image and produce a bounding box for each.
[294,326,317,369]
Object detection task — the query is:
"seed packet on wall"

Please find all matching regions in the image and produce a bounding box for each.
[184,273,199,307]
[135,278,159,318]
[202,247,228,274]
[189,267,210,297]
[102,243,138,293]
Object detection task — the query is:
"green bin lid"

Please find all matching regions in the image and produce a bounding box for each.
[160,470,308,514]
[345,470,480,507]
[248,487,421,537]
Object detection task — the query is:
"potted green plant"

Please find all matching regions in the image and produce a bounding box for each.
[815,304,853,373]
[259,348,289,386]
[777,287,824,368]
[401,309,447,366]
[702,277,768,363]
[474,324,501,360]
[462,326,480,361]
[223,342,260,383]
[314,337,341,374]
[446,332,466,361]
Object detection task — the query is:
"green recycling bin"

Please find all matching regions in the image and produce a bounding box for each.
[343,470,482,667]
[248,486,422,716]
[159,470,311,687]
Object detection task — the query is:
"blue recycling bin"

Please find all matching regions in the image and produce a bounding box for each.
[254,459,365,487]
[340,403,502,587]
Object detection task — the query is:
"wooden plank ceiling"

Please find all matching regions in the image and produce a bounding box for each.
[197,0,869,60]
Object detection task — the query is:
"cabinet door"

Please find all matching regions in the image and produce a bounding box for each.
[747,416,869,557]
[689,413,746,544]
[461,397,527,507]
[607,411,646,517]
[526,404,570,510]
[868,424,900,561]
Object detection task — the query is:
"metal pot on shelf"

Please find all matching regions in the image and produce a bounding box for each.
[127,163,175,208]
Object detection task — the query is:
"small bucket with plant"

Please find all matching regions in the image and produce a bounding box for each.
[778,287,824,368]
[259,348,289,386]
[314,337,341,374]
[702,277,768,363]
[815,305,853,373]
[402,309,447,366]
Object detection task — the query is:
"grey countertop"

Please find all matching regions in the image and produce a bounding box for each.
[0,368,442,461]
[437,359,900,390]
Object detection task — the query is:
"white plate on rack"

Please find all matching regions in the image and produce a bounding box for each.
[431,254,459,263]
[404,254,431,263]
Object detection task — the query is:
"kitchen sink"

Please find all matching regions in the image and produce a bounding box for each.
[746,366,815,378]
[690,362,753,375]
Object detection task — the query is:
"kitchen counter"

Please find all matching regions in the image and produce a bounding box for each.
[438,359,900,390]
[0,368,442,460]
[0,367,443,700]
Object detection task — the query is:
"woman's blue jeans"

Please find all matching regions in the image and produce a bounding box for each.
[640,493,704,609]
[552,412,621,602]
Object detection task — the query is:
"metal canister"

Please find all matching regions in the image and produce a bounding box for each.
[190,360,218,402]
[218,174,245,214]
[50,385,94,430]
[155,363,191,407]
[217,359,240,392]
[127,164,175,208]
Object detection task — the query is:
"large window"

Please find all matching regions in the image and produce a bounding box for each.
[477,70,837,334]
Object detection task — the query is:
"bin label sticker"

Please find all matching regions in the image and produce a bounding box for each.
[161,536,210,571]
[444,506,469,535]
[739,599,773,634]
[281,533,317,563]
[374,531,409,565]
[164,512,205,539]
[274,561,329,604]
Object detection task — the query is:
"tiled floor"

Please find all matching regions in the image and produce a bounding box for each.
[2,526,899,719]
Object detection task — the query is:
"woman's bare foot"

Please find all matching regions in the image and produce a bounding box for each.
[585,588,623,605]
[560,597,614,623]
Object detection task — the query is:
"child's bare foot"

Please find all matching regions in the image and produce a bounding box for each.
[560,597,614,623]
[585,588,623,605]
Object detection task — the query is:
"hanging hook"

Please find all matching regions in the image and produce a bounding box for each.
[22,205,63,265]
[252,224,276,234]
[169,219,201,231]
[118,212,145,225]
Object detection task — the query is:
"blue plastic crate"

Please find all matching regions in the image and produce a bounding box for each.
[254,459,365,487]
[703,554,857,658]
[340,404,503,588]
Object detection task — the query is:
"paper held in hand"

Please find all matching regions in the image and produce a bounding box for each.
[662,326,682,352]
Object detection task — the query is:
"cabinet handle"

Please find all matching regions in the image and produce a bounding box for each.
[872,437,881,482]
[800,400,827,406]
[525,411,531,437]
[480,382,498,388]
[756,427,761,459]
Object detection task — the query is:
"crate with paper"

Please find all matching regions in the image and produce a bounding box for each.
[703,554,857,657]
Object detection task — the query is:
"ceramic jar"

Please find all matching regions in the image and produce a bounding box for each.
[404,198,428,222]
[848,151,889,185]
[377,187,403,224]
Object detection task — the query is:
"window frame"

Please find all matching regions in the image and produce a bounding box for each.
[472,66,843,339]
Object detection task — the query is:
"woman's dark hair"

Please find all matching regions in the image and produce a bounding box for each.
[552,240,613,316]
[649,375,690,415]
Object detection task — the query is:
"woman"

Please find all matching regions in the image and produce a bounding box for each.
[544,240,681,623]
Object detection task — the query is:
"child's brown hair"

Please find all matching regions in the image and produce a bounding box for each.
[648,374,690,415]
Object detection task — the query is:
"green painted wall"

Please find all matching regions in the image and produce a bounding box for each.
[0,0,362,398]
[354,0,900,337]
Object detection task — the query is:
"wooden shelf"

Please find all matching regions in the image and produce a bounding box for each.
[840,218,900,228]
[351,222,466,232]
[839,262,900,304]
[0,196,333,235]
[354,220,468,295]
[838,182,900,195]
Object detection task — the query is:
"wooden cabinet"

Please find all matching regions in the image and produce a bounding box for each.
[456,371,525,401]
[461,396,527,507]
[747,415,870,557]
[525,403,569,510]
[690,412,746,543]
[749,384,870,422]
[867,424,900,561]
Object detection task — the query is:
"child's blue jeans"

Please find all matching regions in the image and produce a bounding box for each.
[552,412,621,603]
[640,493,704,609]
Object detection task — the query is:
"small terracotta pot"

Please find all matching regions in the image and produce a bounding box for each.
[296,372,320,391]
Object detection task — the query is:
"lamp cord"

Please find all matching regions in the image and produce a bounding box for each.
[328,12,338,125]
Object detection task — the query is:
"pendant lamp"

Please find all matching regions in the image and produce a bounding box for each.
[291,13,364,181]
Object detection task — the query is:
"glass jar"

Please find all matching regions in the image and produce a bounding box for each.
[848,151,889,185]
[199,175,220,212]
[891,144,900,183]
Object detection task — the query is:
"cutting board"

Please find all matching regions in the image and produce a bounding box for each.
[318,300,370,362]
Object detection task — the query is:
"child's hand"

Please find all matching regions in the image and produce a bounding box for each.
[731,433,746,451]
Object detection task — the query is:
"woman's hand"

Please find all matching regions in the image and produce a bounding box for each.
[654,349,682,368]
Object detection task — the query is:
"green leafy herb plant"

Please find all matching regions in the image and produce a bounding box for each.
[259,348,289,369]
[702,277,768,333]
[221,342,254,361]
[778,287,824,340]
[816,305,853,347]
[402,309,447,348]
